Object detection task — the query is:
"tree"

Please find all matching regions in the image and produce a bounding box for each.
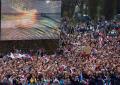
[103,0,117,20]
[88,0,98,20]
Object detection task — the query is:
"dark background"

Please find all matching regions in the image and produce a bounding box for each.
[61,0,120,20]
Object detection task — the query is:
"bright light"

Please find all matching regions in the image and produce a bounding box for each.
[46,0,50,4]
[16,9,38,29]
[83,14,87,16]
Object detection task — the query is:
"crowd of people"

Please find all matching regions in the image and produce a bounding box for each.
[0,17,120,85]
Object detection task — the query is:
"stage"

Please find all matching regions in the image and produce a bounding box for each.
[0,39,59,55]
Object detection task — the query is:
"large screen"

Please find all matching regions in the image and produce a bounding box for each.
[1,0,61,40]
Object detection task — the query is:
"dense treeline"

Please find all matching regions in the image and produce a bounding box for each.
[61,0,119,20]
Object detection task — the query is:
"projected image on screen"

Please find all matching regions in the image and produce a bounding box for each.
[1,0,61,40]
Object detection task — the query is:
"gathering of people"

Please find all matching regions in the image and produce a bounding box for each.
[0,17,120,85]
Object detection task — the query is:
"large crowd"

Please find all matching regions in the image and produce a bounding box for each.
[0,17,120,85]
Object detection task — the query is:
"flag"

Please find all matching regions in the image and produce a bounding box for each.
[9,53,15,59]
[79,72,83,81]
[99,36,103,48]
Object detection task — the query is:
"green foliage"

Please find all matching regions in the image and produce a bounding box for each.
[61,0,117,20]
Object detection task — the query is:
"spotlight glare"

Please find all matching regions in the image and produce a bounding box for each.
[46,0,50,4]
